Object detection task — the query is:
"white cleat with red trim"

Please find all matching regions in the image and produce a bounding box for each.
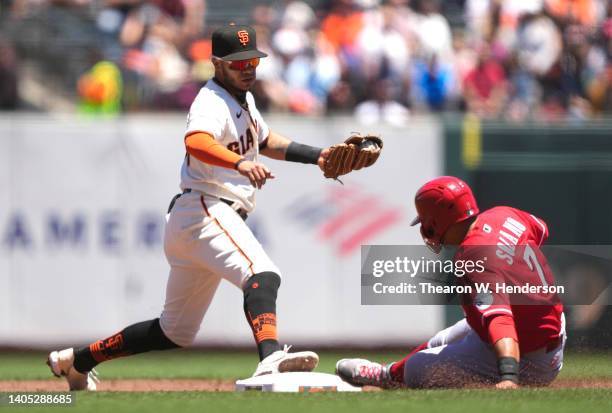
[335,358,400,389]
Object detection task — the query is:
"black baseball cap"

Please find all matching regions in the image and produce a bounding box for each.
[212,24,268,61]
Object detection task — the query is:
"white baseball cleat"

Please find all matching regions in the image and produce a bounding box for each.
[336,358,400,389]
[252,345,319,377]
[47,348,99,391]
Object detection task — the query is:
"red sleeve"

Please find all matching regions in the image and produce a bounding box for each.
[486,314,518,344]
[527,213,549,246]
[185,132,242,170]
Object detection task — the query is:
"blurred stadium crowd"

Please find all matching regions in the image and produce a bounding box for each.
[0,0,611,123]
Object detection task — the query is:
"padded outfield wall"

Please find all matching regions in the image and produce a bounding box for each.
[0,114,443,347]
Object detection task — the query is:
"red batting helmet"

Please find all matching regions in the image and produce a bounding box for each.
[410,176,479,253]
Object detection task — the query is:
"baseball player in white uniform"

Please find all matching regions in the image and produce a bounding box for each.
[46,24,337,390]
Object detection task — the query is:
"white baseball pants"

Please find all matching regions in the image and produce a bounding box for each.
[403,314,566,388]
[159,190,281,347]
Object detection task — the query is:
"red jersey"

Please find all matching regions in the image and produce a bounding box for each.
[454,206,563,353]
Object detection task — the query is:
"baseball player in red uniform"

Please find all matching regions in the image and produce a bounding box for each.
[46,24,341,390]
[337,176,565,389]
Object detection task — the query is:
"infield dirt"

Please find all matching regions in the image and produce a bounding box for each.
[1,378,611,392]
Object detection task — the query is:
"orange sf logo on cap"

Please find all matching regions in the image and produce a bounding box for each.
[237,30,249,46]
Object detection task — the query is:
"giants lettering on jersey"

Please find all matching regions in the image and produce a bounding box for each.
[227,128,255,155]
[495,217,526,265]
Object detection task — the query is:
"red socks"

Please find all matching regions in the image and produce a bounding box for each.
[389,341,429,382]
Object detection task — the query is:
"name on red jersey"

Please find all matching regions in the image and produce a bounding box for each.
[495,217,527,265]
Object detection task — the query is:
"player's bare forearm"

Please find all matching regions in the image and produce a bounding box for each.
[493,337,520,360]
[493,337,520,389]
[260,130,292,160]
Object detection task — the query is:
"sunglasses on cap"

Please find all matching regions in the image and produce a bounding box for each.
[227,57,260,71]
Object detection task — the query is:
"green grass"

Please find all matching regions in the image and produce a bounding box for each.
[4,389,612,413]
[1,350,611,413]
[0,350,413,380]
[0,350,610,381]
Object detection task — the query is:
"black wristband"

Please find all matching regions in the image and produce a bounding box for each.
[285,142,322,164]
[235,158,246,170]
[498,357,519,383]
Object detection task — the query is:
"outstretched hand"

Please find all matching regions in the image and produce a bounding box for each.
[495,380,519,389]
[237,160,275,189]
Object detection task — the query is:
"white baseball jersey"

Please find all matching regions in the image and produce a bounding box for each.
[181,79,270,212]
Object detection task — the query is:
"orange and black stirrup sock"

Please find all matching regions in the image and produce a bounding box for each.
[73,318,179,373]
[243,272,282,361]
